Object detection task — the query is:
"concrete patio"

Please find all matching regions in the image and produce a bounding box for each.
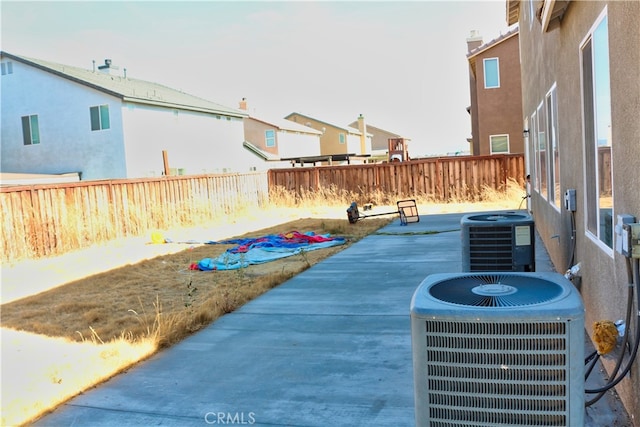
[34,211,631,426]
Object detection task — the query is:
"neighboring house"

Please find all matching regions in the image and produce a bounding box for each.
[239,101,322,168]
[284,112,372,162]
[507,0,640,421]
[0,52,257,180]
[347,116,410,158]
[466,27,524,156]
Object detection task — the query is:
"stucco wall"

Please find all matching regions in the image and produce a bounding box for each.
[0,59,127,180]
[121,104,251,176]
[243,119,279,156]
[474,33,524,156]
[286,114,353,156]
[243,118,321,160]
[277,131,321,159]
[370,127,398,154]
[519,1,640,421]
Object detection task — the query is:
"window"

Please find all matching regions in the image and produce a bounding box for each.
[529,0,535,29]
[265,129,276,147]
[537,102,548,200]
[483,58,500,88]
[21,115,40,145]
[339,133,346,144]
[90,105,110,131]
[581,10,613,249]
[546,85,561,208]
[531,110,538,192]
[1,61,13,75]
[490,135,509,154]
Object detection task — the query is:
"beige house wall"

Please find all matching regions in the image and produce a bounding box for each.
[244,118,279,156]
[286,113,355,156]
[469,32,524,156]
[518,0,640,421]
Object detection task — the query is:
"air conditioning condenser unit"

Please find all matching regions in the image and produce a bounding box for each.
[410,272,584,427]
[461,212,535,272]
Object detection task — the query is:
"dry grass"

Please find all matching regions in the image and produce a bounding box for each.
[1,215,391,426]
[1,181,525,426]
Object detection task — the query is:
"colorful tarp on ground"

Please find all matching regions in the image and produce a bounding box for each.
[193,231,346,271]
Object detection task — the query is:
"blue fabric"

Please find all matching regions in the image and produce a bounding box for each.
[197,232,345,271]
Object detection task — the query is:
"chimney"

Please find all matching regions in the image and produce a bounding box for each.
[466,30,483,53]
[239,97,247,110]
[357,114,367,155]
[97,58,120,75]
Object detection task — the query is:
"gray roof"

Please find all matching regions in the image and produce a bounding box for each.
[1,52,247,118]
[285,112,362,135]
[247,116,322,135]
[242,141,281,161]
[466,27,519,59]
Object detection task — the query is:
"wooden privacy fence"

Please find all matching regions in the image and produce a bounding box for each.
[269,154,525,201]
[1,155,524,263]
[0,172,269,262]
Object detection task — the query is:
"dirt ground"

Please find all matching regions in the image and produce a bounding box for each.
[1,209,392,345]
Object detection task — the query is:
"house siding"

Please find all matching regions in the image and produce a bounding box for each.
[286,113,370,158]
[243,119,279,156]
[0,60,127,180]
[518,0,640,421]
[1,54,258,179]
[277,131,321,160]
[121,104,249,176]
[242,118,321,161]
[348,122,399,155]
[469,32,524,156]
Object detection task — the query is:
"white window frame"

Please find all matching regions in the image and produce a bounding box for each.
[339,133,346,144]
[21,114,40,145]
[265,129,276,147]
[536,101,548,201]
[546,84,561,210]
[531,110,538,193]
[90,104,110,131]
[489,134,509,154]
[483,58,500,89]
[1,61,13,75]
[580,7,614,253]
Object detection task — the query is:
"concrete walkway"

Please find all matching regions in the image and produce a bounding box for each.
[34,212,631,426]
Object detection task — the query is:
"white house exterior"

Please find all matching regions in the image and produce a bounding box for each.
[0,52,256,180]
[242,115,322,168]
[284,112,373,163]
[348,117,410,157]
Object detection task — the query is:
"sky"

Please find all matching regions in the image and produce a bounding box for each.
[1,1,514,157]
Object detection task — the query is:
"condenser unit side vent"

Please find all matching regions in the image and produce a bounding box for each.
[461,212,535,272]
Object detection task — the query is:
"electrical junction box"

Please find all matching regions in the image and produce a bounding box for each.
[616,214,636,255]
[622,223,640,259]
[564,189,576,212]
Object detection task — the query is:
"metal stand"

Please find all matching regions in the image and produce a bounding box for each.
[347,200,419,225]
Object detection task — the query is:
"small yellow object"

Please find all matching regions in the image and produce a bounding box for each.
[592,320,619,355]
[151,231,165,244]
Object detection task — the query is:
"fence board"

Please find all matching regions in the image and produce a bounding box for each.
[1,173,269,263]
[1,156,524,263]
[269,154,524,201]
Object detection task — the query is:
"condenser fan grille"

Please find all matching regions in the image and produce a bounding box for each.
[428,274,563,307]
[467,213,530,222]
